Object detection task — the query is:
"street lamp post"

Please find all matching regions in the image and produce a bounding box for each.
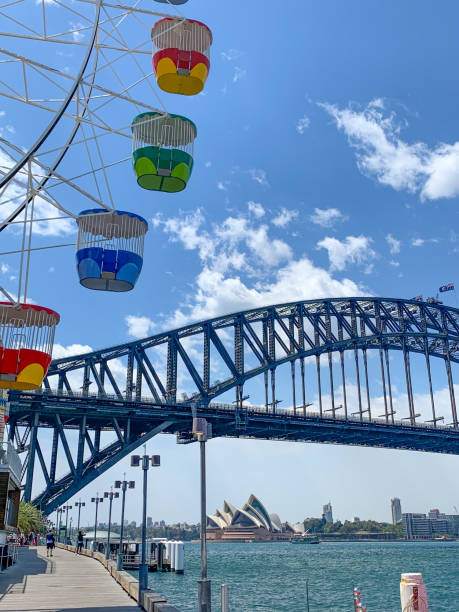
[75,500,85,533]
[131,447,160,602]
[63,505,72,544]
[115,476,135,570]
[90,494,103,552]
[103,488,119,560]
[56,507,64,543]
[193,417,212,612]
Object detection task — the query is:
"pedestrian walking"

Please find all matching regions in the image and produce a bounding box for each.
[76,530,84,555]
[46,529,55,558]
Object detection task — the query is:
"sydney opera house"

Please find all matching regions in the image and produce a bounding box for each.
[207,494,293,542]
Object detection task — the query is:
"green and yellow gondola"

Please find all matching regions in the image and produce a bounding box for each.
[131,112,197,193]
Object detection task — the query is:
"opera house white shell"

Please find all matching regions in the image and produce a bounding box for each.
[207,494,281,532]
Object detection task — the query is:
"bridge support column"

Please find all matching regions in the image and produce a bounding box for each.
[340,351,347,419]
[316,355,322,416]
[23,412,38,502]
[403,343,416,425]
[424,347,437,426]
[300,358,306,417]
[354,347,363,421]
[444,347,458,428]
[291,361,296,415]
[49,427,59,483]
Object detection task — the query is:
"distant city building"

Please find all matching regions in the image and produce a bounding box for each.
[123,519,128,526]
[130,521,137,527]
[147,516,152,527]
[391,498,402,525]
[159,520,165,528]
[323,502,333,523]
[403,509,459,539]
[353,517,360,523]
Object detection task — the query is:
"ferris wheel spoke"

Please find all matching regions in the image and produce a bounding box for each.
[0,138,104,212]
[77,0,173,21]
[79,121,105,205]
[0,0,102,191]
[85,108,116,208]
[0,9,44,38]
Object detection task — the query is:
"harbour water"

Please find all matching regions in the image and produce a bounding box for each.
[131,541,459,611]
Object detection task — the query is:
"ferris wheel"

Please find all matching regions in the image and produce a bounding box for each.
[0,0,212,391]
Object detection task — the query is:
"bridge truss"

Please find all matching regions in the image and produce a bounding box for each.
[7,297,459,514]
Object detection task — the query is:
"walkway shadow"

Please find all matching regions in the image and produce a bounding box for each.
[0,546,50,600]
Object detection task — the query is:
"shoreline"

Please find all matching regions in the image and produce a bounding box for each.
[191,538,458,544]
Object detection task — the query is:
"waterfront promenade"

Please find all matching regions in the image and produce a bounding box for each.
[0,545,137,611]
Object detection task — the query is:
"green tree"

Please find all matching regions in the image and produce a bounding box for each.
[18,502,47,534]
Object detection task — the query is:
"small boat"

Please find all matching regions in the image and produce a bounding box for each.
[290,535,320,544]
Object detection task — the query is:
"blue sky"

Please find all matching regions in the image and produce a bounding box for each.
[0,0,458,525]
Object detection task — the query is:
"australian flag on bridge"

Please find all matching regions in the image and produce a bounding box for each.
[439,282,455,293]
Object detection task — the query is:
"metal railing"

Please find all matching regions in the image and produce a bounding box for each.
[0,542,19,571]
[24,388,457,431]
[0,441,22,483]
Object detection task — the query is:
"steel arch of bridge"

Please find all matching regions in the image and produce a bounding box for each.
[7,297,459,514]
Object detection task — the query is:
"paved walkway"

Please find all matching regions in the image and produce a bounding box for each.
[0,545,137,611]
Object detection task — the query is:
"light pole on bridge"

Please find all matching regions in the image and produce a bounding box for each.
[131,447,160,602]
[62,505,72,544]
[103,488,119,560]
[90,494,103,552]
[56,507,64,543]
[114,476,135,570]
[74,500,85,534]
[193,417,212,612]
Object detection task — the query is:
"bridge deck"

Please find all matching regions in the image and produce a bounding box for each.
[0,545,137,611]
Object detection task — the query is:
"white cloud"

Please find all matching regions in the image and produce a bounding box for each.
[321,99,459,200]
[309,207,346,228]
[411,237,439,247]
[317,235,376,272]
[247,201,265,218]
[389,260,400,267]
[221,49,243,61]
[205,161,212,168]
[169,258,363,326]
[153,211,365,327]
[125,315,155,339]
[217,181,227,191]
[296,115,310,134]
[0,263,9,274]
[386,234,401,255]
[233,67,246,83]
[249,169,269,186]
[272,208,298,228]
[53,343,93,359]
[70,22,86,42]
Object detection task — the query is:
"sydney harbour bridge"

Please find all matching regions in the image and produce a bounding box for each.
[7,296,459,515]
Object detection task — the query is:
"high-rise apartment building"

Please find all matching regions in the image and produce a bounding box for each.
[147,516,153,527]
[323,502,333,523]
[402,509,459,539]
[391,497,402,524]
